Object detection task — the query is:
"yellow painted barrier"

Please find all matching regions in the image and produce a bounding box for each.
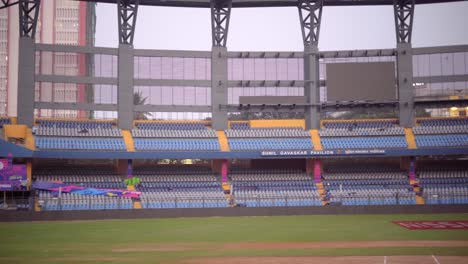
[216,131,230,152]
[309,129,323,151]
[122,130,135,152]
[25,128,36,150]
[34,198,41,212]
[404,128,417,149]
[26,161,32,190]
[3,124,27,139]
[250,119,305,129]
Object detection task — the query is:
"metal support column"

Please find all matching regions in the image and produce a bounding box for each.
[17,0,40,127]
[117,0,138,129]
[211,0,231,48]
[394,0,415,127]
[210,0,231,130]
[299,0,323,129]
[118,0,139,45]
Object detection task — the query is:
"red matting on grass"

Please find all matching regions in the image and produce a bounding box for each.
[393,221,468,230]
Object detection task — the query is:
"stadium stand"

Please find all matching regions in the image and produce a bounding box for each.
[322,165,416,205]
[413,117,468,148]
[0,117,11,128]
[34,120,126,151]
[230,169,322,207]
[136,166,229,208]
[34,166,132,211]
[418,167,468,205]
[319,120,408,149]
[132,121,220,151]
[226,126,313,151]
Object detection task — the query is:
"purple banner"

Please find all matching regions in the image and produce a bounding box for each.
[33,181,140,198]
[0,158,27,190]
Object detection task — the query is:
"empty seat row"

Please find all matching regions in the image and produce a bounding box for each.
[134,139,220,151]
[35,127,122,137]
[230,122,250,130]
[415,135,468,148]
[132,129,217,138]
[37,120,114,129]
[412,125,468,135]
[321,136,407,149]
[35,137,126,151]
[322,120,397,129]
[136,122,208,130]
[418,118,468,127]
[229,138,313,150]
[319,127,404,137]
[226,128,310,138]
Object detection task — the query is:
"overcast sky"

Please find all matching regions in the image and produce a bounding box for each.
[95,2,468,51]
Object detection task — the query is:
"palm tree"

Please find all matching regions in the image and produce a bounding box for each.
[133,91,152,120]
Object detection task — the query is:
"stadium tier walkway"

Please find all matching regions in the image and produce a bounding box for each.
[310,129,323,151]
[404,128,417,149]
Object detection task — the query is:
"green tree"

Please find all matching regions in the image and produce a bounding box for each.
[133,91,152,120]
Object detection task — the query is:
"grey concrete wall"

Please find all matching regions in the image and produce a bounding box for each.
[1,204,467,222]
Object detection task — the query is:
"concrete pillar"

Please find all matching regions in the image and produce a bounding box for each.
[397,43,415,128]
[118,44,134,130]
[17,37,35,127]
[211,46,228,130]
[304,45,321,129]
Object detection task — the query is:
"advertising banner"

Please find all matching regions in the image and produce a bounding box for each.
[0,158,27,190]
[33,181,141,198]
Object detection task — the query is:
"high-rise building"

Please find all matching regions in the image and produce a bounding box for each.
[0,0,95,117]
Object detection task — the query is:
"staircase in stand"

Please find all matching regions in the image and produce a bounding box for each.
[216,131,230,152]
[310,129,323,151]
[308,159,329,205]
[404,128,417,149]
[127,185,142,209]
[408,160,425,204]
[122,130,135,152]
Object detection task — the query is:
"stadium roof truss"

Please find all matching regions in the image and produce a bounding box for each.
[77,0,461,8]
[5,0,467,130]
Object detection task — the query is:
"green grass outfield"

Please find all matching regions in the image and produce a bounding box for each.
[1,213,468,263]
